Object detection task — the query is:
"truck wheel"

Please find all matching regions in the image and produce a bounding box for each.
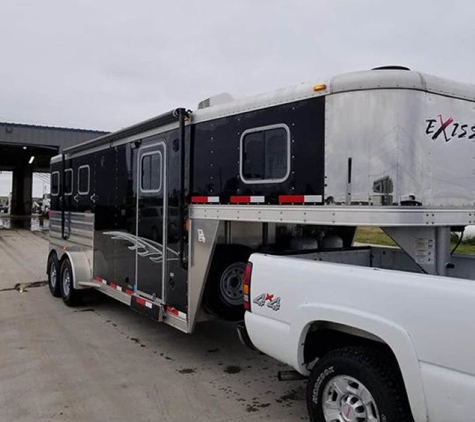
[307,347,413,422]
[204,245,252,321]
[60,258,82,307]
[47,254,61,297]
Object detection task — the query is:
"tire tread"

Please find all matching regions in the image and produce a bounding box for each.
[306,346,414,422]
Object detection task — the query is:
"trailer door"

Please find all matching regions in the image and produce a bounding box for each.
[136,142,167,302]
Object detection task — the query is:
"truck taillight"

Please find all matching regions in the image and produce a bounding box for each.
[243,262,253,311]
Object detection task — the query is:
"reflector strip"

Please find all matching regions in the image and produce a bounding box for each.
[95,277,129,293]
[130,296,161,321]
[279,194,323,204]
[191,196,220,204]
[95,276,160,320]
[136,297,146,306]
[230,196,265,204]
[166,306,187,319]
[167,306,178,315]
[95,276,108,285]
[133,297,153,309]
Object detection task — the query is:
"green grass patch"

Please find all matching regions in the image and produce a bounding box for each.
[354,227,396,247]
[354,227,475,255]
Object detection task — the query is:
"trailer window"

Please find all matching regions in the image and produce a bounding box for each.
[141,152,162,193]
[51,171,60,196]
[64,169,73,195]
[78,165,90,195]
[240,124,290,183]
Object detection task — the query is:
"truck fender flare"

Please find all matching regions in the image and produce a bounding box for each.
[60,251,93,290]
[291,304,428,422]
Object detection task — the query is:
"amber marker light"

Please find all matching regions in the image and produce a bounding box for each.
[313,84,327,92]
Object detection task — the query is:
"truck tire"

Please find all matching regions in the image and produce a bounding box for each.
[60,258,82,307]
[204,245,252,321]
[47,254,61,297]
[307,346,413,422]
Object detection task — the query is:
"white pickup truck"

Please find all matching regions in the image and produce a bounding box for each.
[240,250,475,422]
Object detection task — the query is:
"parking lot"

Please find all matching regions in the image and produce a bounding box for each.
[0,229,307,422]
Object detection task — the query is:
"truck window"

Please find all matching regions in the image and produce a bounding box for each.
[240,124,290,184]
[51,171,60,196]
[141,152,162,192]
[78,165,90,195]
[64,169,73,195]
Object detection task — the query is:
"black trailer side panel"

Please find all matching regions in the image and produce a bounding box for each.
[89,131,188,313]
[191,96,325,203]
[93,144,137,292]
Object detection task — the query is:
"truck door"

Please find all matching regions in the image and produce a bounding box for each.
[136,142,167,302]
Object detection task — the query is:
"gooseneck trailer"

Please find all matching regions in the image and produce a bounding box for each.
[47,66,475,421]
[47,66,475,338]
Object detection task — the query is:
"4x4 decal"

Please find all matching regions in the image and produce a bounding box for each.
[253,293,281,311]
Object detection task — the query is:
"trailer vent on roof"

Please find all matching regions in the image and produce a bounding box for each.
[372,65,411,71]
[197,93,234,110]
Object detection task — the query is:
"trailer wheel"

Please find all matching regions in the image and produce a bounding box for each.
[60,258,82,307]
[307,347,413,422]
[204,245,252,321]
[47,254,61,297]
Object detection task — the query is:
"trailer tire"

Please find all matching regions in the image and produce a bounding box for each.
[47,254,61,297]
[307,346,413,422]
[60,258,82,307]
[204,245,252,321]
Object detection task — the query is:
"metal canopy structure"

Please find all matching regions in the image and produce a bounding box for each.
[0,122,108,225]
[0,122,108,172]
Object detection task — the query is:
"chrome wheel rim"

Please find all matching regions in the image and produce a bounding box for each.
[322,375,380,422]
[49,262,57,289]
[62,267,71,297]
[219,262,245,306]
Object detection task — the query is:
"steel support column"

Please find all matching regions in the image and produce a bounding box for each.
[11,165,33,228]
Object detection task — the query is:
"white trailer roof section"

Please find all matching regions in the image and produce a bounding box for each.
[193,68,475,123]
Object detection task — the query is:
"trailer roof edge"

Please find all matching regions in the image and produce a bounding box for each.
[191,70,475,124]
[63,108,185,155]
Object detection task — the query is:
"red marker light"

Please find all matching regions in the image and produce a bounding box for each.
[243,262,253,311]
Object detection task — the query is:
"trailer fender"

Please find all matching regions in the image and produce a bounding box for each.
[60,251,93,290]
[46,249,58,274]
[292,305,428,422]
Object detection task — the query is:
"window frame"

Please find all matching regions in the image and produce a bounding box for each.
[78,165,90,195]
[64,168,73,196]
[51,171,60,196]
[140,150,163,194]
[239,123,291,184]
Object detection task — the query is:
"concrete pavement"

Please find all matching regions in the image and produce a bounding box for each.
[0,229,308,422]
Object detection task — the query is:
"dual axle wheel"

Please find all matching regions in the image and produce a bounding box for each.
[47,255,81,306]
